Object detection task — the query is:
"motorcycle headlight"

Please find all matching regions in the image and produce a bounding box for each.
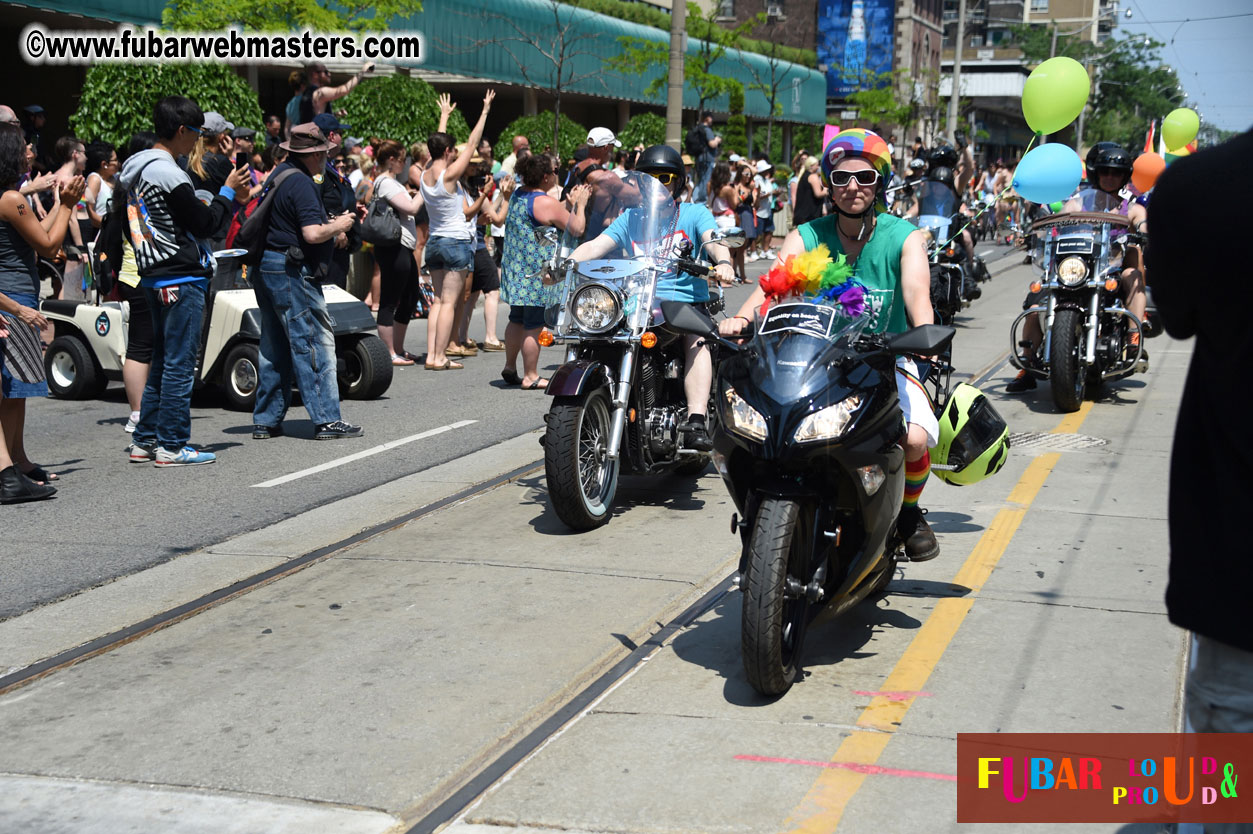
[793,395,862,443]
[722,386,767,442]
[1056,256,1089,287]
[570,283,622,334]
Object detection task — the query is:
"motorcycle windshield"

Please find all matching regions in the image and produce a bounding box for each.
[747,303,871,403]
[914,181,959,219]
[916,214,951,242]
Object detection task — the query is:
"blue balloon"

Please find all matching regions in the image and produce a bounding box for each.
[1012,143,1082,205]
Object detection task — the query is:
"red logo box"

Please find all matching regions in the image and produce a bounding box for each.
[957,733,1253,824]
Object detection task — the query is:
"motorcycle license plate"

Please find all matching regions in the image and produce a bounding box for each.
[1055,238,1093,255]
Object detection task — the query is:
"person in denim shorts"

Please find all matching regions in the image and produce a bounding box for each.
[419,90,495,370]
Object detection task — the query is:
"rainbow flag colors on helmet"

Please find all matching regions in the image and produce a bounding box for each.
[820,128,894,212]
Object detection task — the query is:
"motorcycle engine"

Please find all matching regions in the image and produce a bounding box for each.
[646,406,683,458]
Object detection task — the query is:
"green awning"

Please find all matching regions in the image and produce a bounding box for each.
[9,0,826,123]
[400,0,826,124]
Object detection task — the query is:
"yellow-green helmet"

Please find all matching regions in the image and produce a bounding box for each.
[930,383,1010,486]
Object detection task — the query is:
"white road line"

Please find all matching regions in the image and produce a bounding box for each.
[978,248,993,258]
[251,420,478,488]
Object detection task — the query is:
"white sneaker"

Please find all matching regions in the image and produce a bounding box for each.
[154,446,217,467]
[127,443,155,463]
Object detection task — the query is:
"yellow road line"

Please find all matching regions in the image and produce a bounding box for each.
[783,404,1089,832]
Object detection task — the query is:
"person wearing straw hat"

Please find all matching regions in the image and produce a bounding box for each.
[250,122,363,442]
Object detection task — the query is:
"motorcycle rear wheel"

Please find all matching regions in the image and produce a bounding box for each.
[544,388,620,530]
[741,498,812,697]
[1049,308,1086,413]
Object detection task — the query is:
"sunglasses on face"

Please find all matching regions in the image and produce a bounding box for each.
[829,169,879,187]
[647,171,679,185]
[183,124,203,136]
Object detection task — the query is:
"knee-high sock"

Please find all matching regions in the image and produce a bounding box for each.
[903,450,930,508]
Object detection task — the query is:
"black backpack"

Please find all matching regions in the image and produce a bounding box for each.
[685,124,705,158]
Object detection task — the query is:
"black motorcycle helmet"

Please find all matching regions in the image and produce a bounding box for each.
[636,143,686,195]
[929,144,959,169]
[1085,142,1132,190]
[928,165,956,191]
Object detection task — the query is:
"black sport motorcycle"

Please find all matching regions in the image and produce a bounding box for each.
[664,301,954,696]
[1009,209,1151,413]
[541,171,742,530]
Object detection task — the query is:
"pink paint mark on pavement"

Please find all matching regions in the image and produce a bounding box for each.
[853,690,933,701]
[735,754,957,782]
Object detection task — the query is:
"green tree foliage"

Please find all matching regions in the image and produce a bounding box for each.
[723,83,747,158]
[163,0,423,32]
[608,2,760,119]
[69,64,262,148]
[338,75,469,146]
[792,124,825,159]
[564,0,815,66]
[493,112,588,161]
[617,112,666,149]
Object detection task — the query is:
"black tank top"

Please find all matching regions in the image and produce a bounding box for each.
[0,215,38,296]
[793,173,820,227]
[298,85,328,124]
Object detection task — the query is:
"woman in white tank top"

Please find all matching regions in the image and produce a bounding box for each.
[419,89,495,370]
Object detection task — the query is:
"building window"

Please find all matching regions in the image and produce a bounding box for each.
[1030,0,1049,11]
[718,0,735,18]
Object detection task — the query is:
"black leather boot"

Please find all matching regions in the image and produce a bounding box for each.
[0,465,57,504]
[897,505,940,562]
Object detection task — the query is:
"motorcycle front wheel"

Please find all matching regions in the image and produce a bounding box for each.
[741,497,812,697]
[1049,307,1086,413]
[544,387,620,530]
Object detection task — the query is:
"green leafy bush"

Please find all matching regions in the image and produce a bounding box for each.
[493,112,588,161]
[339,75,469,147]
[616,112,665,149]
[69,64,263,148]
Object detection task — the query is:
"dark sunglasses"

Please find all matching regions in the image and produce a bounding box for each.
[829,169,879,187]
[647,171,679,186]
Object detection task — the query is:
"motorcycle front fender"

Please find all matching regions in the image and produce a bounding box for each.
[547,359,611,397]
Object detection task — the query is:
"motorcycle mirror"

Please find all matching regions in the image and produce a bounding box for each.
[534,226,560,244]
[707,227,746,250]
[659,301,745,352]
[886,324,956,356]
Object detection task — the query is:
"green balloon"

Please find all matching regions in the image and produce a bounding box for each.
[1021,57,1091,135]
[1162,108,1199,153]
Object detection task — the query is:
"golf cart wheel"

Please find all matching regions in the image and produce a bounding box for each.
[44,335,104,399]
[339,335,393,400]
[222,342,260,412]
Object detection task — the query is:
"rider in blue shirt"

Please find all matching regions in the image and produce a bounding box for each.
[570,144,734,450]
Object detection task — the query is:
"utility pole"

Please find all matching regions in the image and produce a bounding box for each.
[665,0,687,151]
[945,0,966,144]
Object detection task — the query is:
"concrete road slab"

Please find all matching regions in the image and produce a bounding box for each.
[0,775,402,834]
[459,711,854,834]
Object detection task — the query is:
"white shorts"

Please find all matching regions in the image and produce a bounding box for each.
[896,356,940,447]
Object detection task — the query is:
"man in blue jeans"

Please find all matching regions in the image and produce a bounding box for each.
[118,96,250,467]
[252,123,361,441]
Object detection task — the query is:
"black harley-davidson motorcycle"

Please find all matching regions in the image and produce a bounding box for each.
[540,171,742,530]
[663,300,955,696]
[1009,208,1152,413]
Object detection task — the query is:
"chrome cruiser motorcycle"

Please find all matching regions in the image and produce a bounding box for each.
[540,171,743,530]
[663,301,955,696]
[1008,210,1149,413]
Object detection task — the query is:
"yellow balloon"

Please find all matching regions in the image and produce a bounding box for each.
[1021,57,1091,134]
[1162,108,1199,153]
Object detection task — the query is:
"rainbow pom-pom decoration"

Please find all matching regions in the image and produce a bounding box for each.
[758,244,866,317]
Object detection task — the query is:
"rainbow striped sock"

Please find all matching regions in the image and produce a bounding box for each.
[903,450,930,508]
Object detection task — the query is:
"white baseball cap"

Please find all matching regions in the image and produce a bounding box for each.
[755,159,773,173]
[586,127,621,148]
[728,153,743,163]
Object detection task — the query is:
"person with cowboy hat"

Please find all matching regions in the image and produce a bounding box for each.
[250,122,363,442]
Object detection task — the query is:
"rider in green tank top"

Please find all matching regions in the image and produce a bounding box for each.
[720,129,942,565]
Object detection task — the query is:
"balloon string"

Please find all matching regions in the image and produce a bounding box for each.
[935,132,1041,252]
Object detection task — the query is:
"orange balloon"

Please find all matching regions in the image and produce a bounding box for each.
[1132,152,1166,193]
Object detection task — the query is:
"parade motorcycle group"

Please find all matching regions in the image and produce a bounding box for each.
[533,126,1155,696]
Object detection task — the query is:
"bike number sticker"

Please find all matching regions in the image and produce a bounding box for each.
[760,303,836,338]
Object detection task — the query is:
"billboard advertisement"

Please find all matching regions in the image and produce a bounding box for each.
[818,0,895,98]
